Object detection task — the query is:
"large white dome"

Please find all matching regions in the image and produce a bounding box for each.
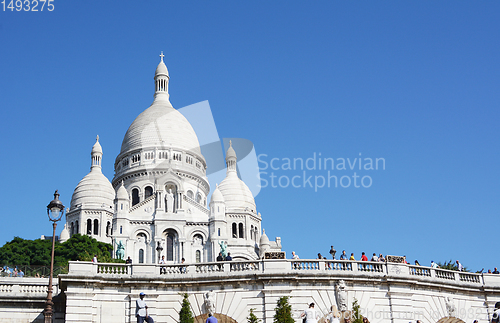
[119,100,203,157]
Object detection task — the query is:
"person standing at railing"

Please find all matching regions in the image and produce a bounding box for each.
[92,255,98,263]
[349,253,355,260]
[431,261,439,268]
[301,303,320,323]
[329,246,336,260]
[340,250,347,260]
[292,251,299,259]
[360,252,368,261]
[370,253,378,262]
[456,260,463,271]
[126,256,133,264]
[378,254,385,262]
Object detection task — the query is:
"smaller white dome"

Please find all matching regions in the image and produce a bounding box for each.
[259,229,270,246]
[116,181,129,200]
[210,185,224,204]
[91,136,102,154]
[70,139,114,211]
[218,172,256,211]
[59,223,70,243]
[226,140,237,161]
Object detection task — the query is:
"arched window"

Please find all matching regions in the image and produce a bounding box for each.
[196,250,201,263]
[93,219,99,235]
[139,249,144,263]
[144,186,153,199]
[232,223,237,238]
[75,221,79,234]
[87,219,92,235]
[71,222,74,236]
[218,228,221,236]
[238,223,244,239]
[250,225,254,240]
[166,232,175,261]
[196,193,202,203]
[120,226,123,234]
[187,190,194,199]
[132,188,140,206]
[106,222,111,236]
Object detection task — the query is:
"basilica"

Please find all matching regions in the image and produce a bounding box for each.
[59,55,281,264]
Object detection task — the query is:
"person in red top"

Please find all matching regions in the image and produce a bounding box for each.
[361,252,368,261]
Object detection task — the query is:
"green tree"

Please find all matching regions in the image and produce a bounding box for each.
[179,293,194,323]
[437,260,469,272]
[273,296,294,323]
[351,298,363,323]
[0,234,123,268]
[247,308,261,323]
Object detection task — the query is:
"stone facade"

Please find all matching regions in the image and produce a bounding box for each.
[54,259,500,323]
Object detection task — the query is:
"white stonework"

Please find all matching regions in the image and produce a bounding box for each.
[56,259,500,323]
[64,55,280,264]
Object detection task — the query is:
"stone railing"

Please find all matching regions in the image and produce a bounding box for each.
[65,260,498,287]
[0,277,58,296]
[97,263,129,275]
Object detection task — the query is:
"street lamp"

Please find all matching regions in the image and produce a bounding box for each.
[44,190,65,323]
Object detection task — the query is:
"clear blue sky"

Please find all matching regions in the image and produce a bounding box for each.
[1,1,499,272]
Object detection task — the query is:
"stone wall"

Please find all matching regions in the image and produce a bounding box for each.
[3,260,500,323]
[57,260,500,323]
[0,277,60,323]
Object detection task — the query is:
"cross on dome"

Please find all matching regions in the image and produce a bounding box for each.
[96,135,99,142]
[159,51,165,62]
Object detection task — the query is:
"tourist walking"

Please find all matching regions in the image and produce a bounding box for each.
[326,305,340,323]
[136,292,154,323]
[206,313,217,323]
[301,303,320,323]
[491,301,500,323]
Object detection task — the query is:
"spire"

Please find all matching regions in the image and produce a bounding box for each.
[91,136,103,172]
[225,140,237,173]
[154,52,170,100]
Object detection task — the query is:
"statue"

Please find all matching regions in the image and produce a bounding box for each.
[204,290,216,314]
[166,189,174,213]
[336,280,348,312]
[219,240,227,258]
[116,240,125,260]
[445,297,456,317]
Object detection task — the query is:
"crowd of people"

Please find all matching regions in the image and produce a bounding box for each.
[0,266,24,277]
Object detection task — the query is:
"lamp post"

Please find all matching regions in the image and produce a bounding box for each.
[44,190,65,323]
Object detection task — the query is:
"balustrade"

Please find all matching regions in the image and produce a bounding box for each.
[63,260,489,286]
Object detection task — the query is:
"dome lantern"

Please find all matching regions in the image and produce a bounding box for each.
[154,51,170,100]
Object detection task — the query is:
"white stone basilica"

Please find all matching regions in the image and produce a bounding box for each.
[62,54,281,264]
